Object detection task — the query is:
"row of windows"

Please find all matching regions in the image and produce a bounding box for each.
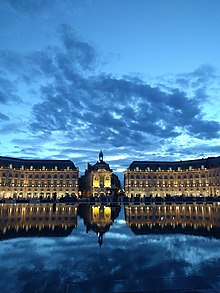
[134,165,206,172]
[129,174,207,180]
[0,173,77,179]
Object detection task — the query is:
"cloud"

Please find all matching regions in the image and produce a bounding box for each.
[0,76,22,104]
[30,72,220,148]
[58,24,97,71]
[5,0,54,15]
[0,24,219,172]
[0,228,220,292]
[0,112,10,121]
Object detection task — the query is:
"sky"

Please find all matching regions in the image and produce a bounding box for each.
[0,0,220,178]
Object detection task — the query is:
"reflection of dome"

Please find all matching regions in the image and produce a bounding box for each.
[78,204,121,246]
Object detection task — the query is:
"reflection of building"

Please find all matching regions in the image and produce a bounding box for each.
[0,156,79,198]
[79,151,121,197]
[124,157,220,197]
[0,203,78,240]
[125,203,220,238]
[78,203,121,246]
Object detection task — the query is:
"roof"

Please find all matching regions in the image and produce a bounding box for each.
[128,156,220,171]
[0,156,77,170]
[91,161,112,172]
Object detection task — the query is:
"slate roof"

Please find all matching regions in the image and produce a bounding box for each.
[0,156,77,170]
[91,161,112,172]
[129,156,220,171]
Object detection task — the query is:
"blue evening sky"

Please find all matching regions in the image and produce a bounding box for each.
[0,0,220,177]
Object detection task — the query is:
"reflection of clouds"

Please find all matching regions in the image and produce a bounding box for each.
[115,219,126,225]
[105,232,131,240]
[1,229,220,292]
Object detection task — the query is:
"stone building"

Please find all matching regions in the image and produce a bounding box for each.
[125,203,220,238]
[0,203,78,239]
[78,203,121,246]
[124,156,220,197]
[0,156,79,199]
[79,151,121,197]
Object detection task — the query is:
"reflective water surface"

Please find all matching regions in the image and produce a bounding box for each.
[0,203,220,292]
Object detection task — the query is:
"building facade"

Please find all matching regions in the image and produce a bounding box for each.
[0,203,78,239]
[125,203,220,238]
[78,203,121,246]
[124,157,220,197]
[79,151,121,197]
[0,156,79,199]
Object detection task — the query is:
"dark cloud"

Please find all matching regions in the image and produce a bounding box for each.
[187,119,220,139]
[0,76,22,104]
[176,65,217,90]
[30,71,220,148]
[0,112,10,121]
[5,0,54,15]
[0,24,219,170]
[58,24,97,71]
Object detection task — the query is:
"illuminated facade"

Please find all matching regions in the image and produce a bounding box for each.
[80,151,114,197]
[125,203,220,238]
[0,156,79,199]
[124,157,220,197]
[78,203,121,246]
[0,203,78,239]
